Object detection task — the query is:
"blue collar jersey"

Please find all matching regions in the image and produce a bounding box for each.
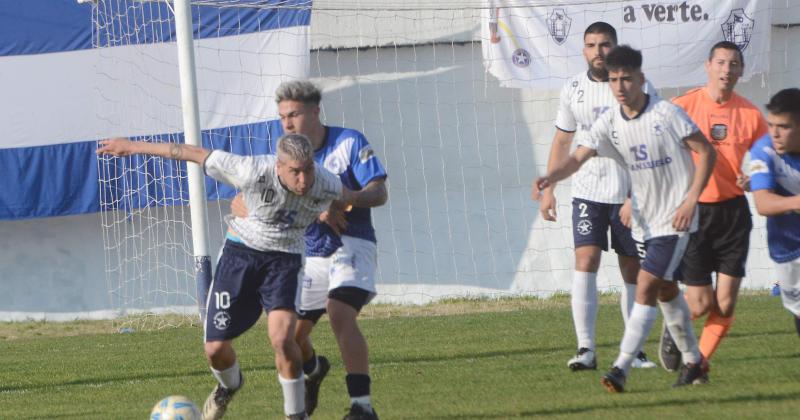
[269,125,388,257]
[749,135,800,263]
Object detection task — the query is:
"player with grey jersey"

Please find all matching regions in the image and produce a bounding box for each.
[97,133,353,420]
[539,21,656,371]
[533,45,716,392]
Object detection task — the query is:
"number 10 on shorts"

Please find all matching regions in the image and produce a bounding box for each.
[214,291,231,309]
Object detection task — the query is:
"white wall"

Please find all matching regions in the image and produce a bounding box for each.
[2,3,799,320]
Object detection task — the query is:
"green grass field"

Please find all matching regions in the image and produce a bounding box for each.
[1,294,797,419]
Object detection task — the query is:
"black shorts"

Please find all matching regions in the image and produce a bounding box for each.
[205,241,302,342]
[572,198,640,257]
[681,195,752,286]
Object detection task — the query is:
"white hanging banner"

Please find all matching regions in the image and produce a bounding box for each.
[482,0,771,89]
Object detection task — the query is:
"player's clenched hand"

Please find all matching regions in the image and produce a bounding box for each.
[531,177,552,201]
[320,201,348,235]
[538,189,557,221]
[672,200,696,231]
[96,137,134,156]
[619,198,633,228]
[230,193,248,218]
[736,174,751,192]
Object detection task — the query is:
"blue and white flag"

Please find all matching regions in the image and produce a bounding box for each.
[483,0,771,89]
[0,0,311,220]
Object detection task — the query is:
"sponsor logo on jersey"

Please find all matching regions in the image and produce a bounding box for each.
[749,159,768,175]
[576,219,593,235]
[711,124,728,141]
[721,8,754,51]
[546,9,571,45]
[213,311,232,330]
[359,146,375,164]
[512,48,531,68]
[630,156,673,171]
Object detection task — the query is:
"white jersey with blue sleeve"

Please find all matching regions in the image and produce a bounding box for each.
[578,95,699,241]
[749,136,800,263]
[554,71,657,204]
[203,150,342,254]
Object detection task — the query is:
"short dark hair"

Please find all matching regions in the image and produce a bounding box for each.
[708,41,745,67]
[584,21,617,44]
[605,45,642,72]
[766,88,800,122]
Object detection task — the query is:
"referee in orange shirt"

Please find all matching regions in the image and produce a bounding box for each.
[659,41,768,378]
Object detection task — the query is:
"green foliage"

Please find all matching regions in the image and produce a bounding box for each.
[0,295,797,419]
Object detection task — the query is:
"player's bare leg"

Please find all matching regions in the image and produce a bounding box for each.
[567,245,601,370]
[328,298,378,419]
[269,309,307,419]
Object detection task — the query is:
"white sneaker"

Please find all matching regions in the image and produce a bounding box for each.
[631,351,657,369]
[567,347,597,371]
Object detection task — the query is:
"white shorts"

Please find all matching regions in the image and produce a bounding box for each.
[299,236,378,312]
[775,257,800,317]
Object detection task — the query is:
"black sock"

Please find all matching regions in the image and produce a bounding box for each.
[794,316,800,337]
[345,373,371,398]
[303,351,318,375]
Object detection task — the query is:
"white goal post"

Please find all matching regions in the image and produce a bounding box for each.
[94,0,800,328]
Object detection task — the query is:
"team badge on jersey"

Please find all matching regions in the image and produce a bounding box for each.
[576,219,593,235]
[546,9,571,45]
[213,311,232,330]
[652,122,664,136]
[711,124,728,141]
[512,48,531,68]
[721,8,754,51]
[359,146,375,164]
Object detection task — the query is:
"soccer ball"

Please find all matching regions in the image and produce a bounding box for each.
[150,395,201,420]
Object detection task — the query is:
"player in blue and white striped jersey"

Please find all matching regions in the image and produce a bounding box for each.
[749,88,800,338]
[97,133,350,419]
[533,45,717,392]
[539,22,657,371]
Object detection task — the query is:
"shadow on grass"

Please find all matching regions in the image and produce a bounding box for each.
[429,390,800,419]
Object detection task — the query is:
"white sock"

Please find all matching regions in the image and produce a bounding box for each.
[279,374,305,416]
[659,294,701,365]
[620,282,637,325]
[614,303,657,373]
[571,271,598,350]
[351,396,373,412]
[211,361,241,390]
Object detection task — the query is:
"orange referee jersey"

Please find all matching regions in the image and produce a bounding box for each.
[672,88,768,203]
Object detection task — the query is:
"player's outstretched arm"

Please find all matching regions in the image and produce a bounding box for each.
[538,129,576,221]
[96,137,210,164]
[532,145,594,202]
[752,190,800,216]
[673,131,717,230]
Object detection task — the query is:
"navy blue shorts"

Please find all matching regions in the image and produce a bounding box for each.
[572,198,640,257]
[205,241,302,342]
[640,235,690,281]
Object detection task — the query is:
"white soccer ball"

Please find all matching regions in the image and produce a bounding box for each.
[150,395,201,420]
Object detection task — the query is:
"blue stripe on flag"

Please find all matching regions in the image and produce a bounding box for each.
[1,0,311,57]
[1,120,282,220]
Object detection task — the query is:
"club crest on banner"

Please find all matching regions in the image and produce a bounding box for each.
[721,8,754,50]
[512,48,532,68]
[546,8,571,45]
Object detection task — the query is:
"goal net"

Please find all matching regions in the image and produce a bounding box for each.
[95,0,799,328]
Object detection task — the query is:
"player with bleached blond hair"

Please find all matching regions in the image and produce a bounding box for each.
[98,133,354,420]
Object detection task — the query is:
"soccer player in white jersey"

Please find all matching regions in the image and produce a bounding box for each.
[539,22,656,370]
[232,80,387,419]
[532,45,717,392]
[749,88,800,338]
[97,134,353,419]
